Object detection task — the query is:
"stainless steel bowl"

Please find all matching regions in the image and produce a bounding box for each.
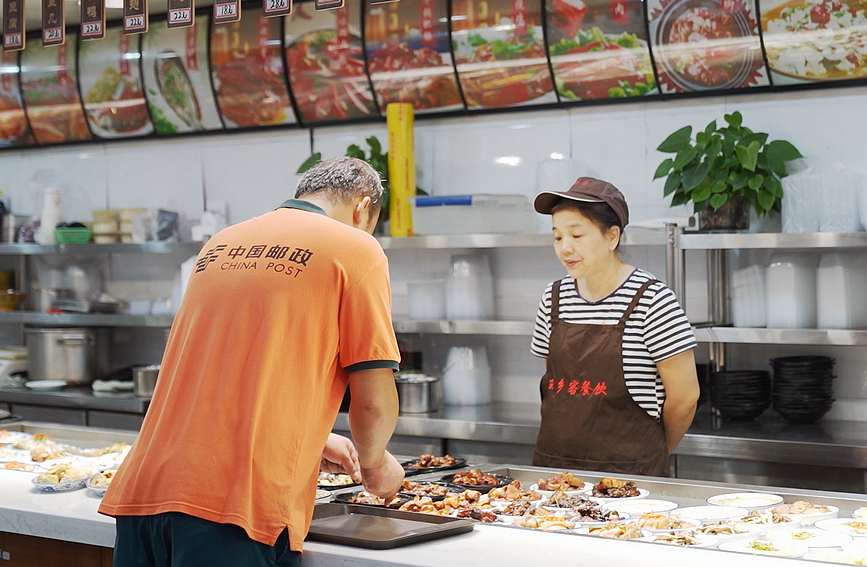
[133,365,161,398]
[394,374,440,414]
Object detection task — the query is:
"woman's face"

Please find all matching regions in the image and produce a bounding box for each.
[552,208,619,280]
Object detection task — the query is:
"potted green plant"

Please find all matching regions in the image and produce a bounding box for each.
[654,111,803,231]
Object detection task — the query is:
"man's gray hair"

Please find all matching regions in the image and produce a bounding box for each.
[295,157,384,213]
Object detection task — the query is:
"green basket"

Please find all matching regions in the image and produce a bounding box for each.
[54,227,93,244]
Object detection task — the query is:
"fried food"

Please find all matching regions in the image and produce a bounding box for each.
[773,501,832,515]
[400,480,451,497]
[452,468,501,486]
[347,491,403,507]
[317,472,355,487]
[411,454,458,468]
[456,507,501,523]
[35,463,91,484]
[537,472,584,491]
[487,480,542,502]
[592,478,641,498]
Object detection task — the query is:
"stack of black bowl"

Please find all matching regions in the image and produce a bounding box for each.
[711,370,771,421]
[771,356,835,424]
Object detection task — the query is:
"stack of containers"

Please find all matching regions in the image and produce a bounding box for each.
[765,253,817,328]
[119,208,147,243]
[771,356,835,424]
[91,209,119,243]
[816,252,867,329]
[711,370,771,421]
[731,265,766,328]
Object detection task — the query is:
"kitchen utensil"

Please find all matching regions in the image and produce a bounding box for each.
[445,254,494,320]
[406,280,446,320]
[25,327,111,385]
[394,373,440,414]
[133,365,160,398]
[442,345,491,406]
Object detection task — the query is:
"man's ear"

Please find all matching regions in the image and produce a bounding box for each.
[353,196,373,227]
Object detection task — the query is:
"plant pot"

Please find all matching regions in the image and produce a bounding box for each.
[699,197,750,231]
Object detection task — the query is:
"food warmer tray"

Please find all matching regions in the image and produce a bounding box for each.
[306,503,475,549]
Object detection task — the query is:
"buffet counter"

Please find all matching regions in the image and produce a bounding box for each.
[3,422,867,567]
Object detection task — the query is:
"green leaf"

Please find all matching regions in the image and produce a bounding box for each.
[766,140,803,161]
[346,144,365,159]
[736,141,760,172]
[707,136,723,158]
[654,158,674,180]
[682,159,712,191]
[663,171,682,197]
[764,175,784,198]
[724,111,743,128]
[670,192,691,206]
[673,147,698,171]
[760,148,788,176]
[366,136,383,155]
[657,126,693,153]
[748,174,765,191]
[704,119,717,136]
[711,180,728,193]
[728,171,749,190]
[695,131,709,148]
[742,132,769,147]
[709,193,728,210]
[296,152,322,174]
[692,183,712,203]
[757,189,775,212]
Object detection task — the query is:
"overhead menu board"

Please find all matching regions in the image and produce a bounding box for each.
[364,0,464,113]
[19,37,92,144]
[141,15,224,134]
[210,7,297,128]
[450,0,557,108]
[79,26,154,138]
[648,0,769,93]
[284,2,378,123]
[761,0,867,85]
[0,49,34,147]
[545,0,658,101]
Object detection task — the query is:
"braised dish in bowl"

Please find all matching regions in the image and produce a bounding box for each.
[440,468,514,493]
[333,490,410,508]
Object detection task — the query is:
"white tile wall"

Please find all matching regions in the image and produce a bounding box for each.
[2,85,867,416]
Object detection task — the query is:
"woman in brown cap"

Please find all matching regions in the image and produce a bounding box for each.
[531,177,699,476]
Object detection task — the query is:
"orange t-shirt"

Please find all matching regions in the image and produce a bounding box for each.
[99,201,399,551]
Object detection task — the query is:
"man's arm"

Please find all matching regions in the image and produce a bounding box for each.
[348,367,404,498]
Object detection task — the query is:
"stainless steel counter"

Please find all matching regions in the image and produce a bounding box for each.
[0,385,149,413]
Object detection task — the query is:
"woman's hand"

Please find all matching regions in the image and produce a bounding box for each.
[658,349,700,455]
[320,433,362,483]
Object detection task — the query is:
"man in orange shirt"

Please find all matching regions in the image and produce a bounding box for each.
[100,157,405,566]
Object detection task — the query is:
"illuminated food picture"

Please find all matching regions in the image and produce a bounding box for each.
[84,68,150,134]
[154,52,203,130]
[285,30,376,122]
[0,93,31,145]
[652,0,766,90]
[21,73,91,144]
[367,41,461,110]
[547,0,656,100]
[763,0,867,80]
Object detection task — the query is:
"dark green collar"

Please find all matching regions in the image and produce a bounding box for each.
[276,199,327,216]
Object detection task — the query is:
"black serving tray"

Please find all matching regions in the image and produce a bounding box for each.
[401,457,467,476]
[306,503,475,549]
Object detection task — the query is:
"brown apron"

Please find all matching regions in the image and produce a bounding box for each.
[532,279,670,477]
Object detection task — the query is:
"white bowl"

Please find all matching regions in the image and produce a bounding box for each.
[529,482,592,496]
[606,499,678,515]
[771,503,838,526]
[766,526,852,548]
[590,488,649,502]
[718,539,809,558]
[815,518,867,537]
[85,477,108,497]
[649,531,718,548]
[32,476,87,492]
[805,549,867,564]
[854,507,867,520]
[694,521,763,542]
[707,492,784,510]
[675,505,748,522]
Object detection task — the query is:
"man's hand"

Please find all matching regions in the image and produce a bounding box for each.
[360,450,404,500]
[320,433,362,484]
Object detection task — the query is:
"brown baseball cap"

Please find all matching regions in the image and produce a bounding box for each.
[533,177,629,227]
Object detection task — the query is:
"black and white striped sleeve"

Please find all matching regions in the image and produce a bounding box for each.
[643,285,696,362]
[530,283,553,359]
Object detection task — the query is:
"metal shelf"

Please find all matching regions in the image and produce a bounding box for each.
[679,232,867,250]
[377,229,667,250]
[393,319,534,336]
[693,326,867,346]
[0,312,175,328]
[0,242,202,256]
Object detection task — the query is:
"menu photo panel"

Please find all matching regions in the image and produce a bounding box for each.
[450,0,558,109]
[364,0,464,113]
[761,0,867,85]
[0,48,35,147]
[544,0,659,101]
[647,0,769,93]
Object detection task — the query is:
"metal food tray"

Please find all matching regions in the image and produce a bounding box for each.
[306,503,474,549]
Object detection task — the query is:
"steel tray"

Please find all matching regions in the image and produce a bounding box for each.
[306,503,474,549]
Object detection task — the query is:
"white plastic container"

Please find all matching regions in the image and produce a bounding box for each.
[821,170,861,233]
[446,253,495,320]
[731,265,766,328]
[36,188,61,245]
[781,173,821,234]
[442,345,491,406]
[410,194,536,235]
[407,280,446,320]
[765,253,817,329]
[817,253,867,329]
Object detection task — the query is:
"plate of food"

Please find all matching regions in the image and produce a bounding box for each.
[649,531,718,547]
[589,478,648,500]
[582,521,650,540]
[401,454,466,474]
[485,479,544,504]
[732,510,800,532]
[694,520,762,541]
[814,518,867,537]
[85,470,116,497]
[440,469,514,494]
[804,549,867,564]
[854,507,867,519]
[32,463,92,492]
[530,471,591,495]
[317,472,359,490]
[766,526,852,548]
[637,513,700,533]
[707,492,784,510]
[772,501,839,525]
[314,489,332,503]
[718,538,809,557]
[398,479,456,500]
[675,505,749,522]
[333,490,410,508]
[606,499,679,515]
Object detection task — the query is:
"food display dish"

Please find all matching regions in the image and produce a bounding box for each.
[814,518,867,537]
[717,538,810,557]
[854,507,867,519]
[401,456,467,475]
[529,482,592,496]
[333,491,411,508]
[694,521,763,542]
[32,476,88,493]
[606,499,679,515]
[674,505,749,522]
[765,526,852,548]
[315,489,332,503]
[771,502,839,525]
[805,549,867,564]
[649,531,718,547]
[84,470,116,497]
[637,514,700,533]
[707,492,784,510]
[440,471,515,494]
[317,472,360,491]
[590,488,649,502]
[398,480,459,500]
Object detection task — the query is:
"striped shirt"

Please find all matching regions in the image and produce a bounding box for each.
[530,269,696,419]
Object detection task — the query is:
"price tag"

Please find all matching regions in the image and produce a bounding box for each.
[335,5,350,50]
[3,0,26,51]
[185,26,199,70]
[214,0,241,23]
[42,0,65,46]
[420,0,435,46]
[512,0,527,36]
[167,0,194,28]
[314,0,344,10]
[610,0,630,24]
[263,0,291,17]
[80,0,105,39]
[123,0,148,34]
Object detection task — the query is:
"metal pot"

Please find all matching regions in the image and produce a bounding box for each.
[25,327,111,384]
[395,373,441,414]
[133,365,160,398]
